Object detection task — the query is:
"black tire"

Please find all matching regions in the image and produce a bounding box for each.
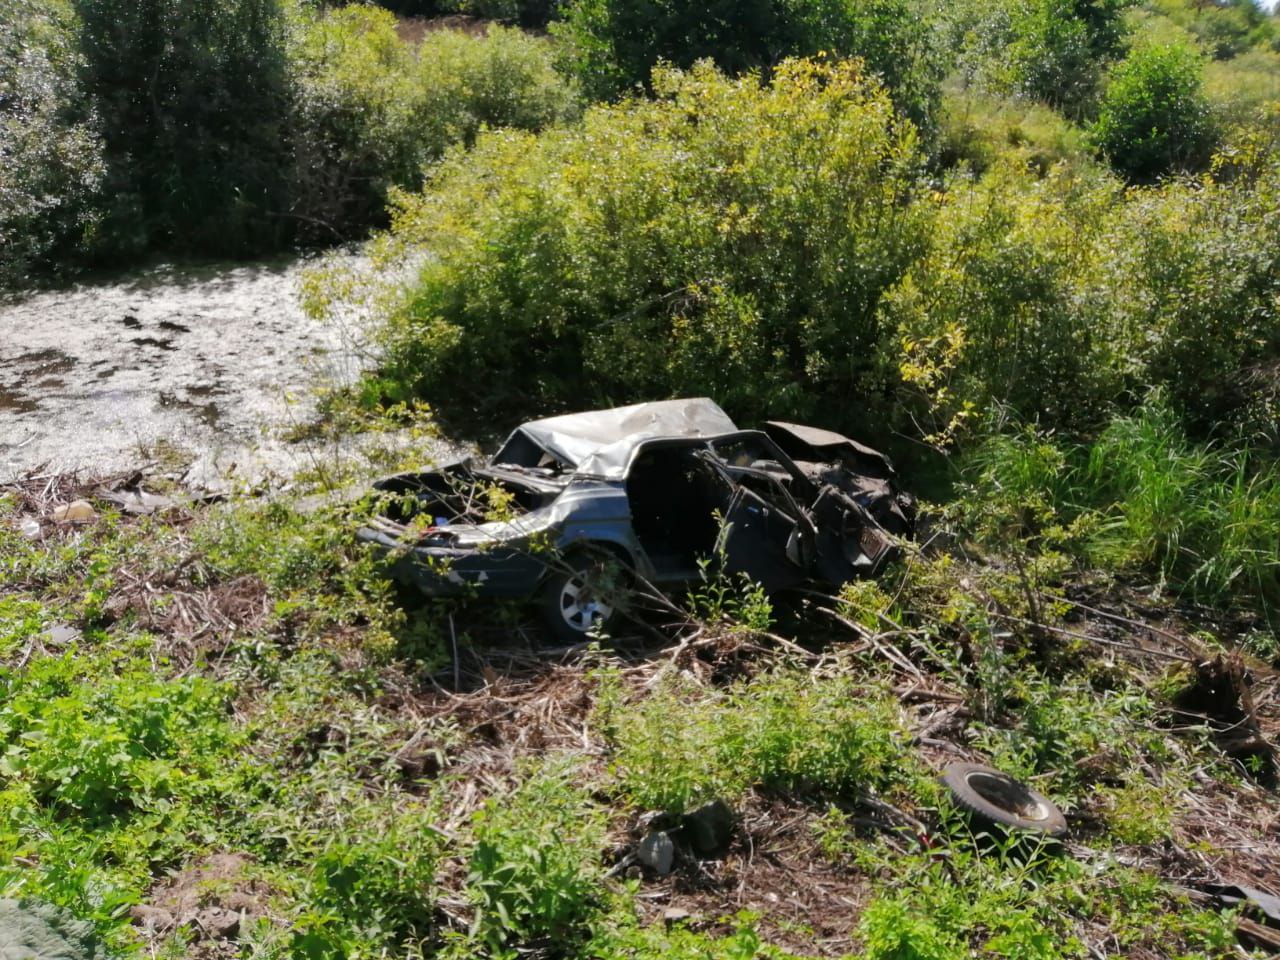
[538,551,626,643]
[940,762,1068,838]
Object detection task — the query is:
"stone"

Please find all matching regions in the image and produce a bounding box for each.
[0,898,108,960]
[636,830,676,876]
[51,501,95,523]
[682,800,734,857]
[129,905,175,931]
[194,907,241,941]
[45,624,81,647]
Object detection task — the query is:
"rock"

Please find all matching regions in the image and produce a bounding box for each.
[636,830,676,876]
[663,907,692,926]
[51,501,95,523]
[0,898,109,960]
[45,624,81,647]
[19,518,41,540]
[682,800,734,857]
[129,904,175,931]
[194,907,241,941]
[93,487,176,516]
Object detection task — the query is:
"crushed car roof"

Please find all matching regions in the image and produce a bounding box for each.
[492,398,739,478]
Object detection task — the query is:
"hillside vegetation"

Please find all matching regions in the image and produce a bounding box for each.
[2,0,1280,958]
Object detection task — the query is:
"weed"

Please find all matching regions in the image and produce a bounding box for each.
[598,663,920,814]
[456,760,607,957]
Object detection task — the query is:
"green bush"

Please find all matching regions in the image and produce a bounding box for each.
[887,161,1129,436]
[0,0,105,288]
[462,764,606,954]
[889,150,1280,438]
[293,810,442,956]
[552,0,942,133]
[72,0,294,257]
[1004,0,1131,116]
[597,666,915,813]
[1092,42,1217,180]
[857,846,1236,960]
[356,58,927,424]
[0,651,233,822]
[290,9,577,241]
[944,0,1129,118]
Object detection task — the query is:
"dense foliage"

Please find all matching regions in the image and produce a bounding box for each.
[356,60,927,423]
[289,7,577,241]
[74,0,294,257]
[1091,41,1216,180]
[0,0,105,287]
[945,0,1131,119]
[341,55,1280,447]
[552,0,943,131]
[0,0,576,284]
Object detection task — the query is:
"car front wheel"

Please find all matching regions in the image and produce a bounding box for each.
[539,552,625,643]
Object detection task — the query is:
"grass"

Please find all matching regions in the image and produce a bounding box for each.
[956,400,1280,619]
[0,453,1276,960]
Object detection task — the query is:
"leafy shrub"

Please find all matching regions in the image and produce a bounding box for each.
[553,0,942,133]
[597,666,915,813]
[0,652,233,821]
[859,898,965,960]
[73,0,294,257]
[944,0,1129,118]
[418,24,579,143]
[0,0,105,288]
[891,150,1280,438]
[1092,42,1217,180]
[293,809,443,956]
[588,911,786,960]
[353,58,927,425]
[290,10,577,241]
[858,844,1235,960]
[289,5,433,241]
[888,161,1128,436]
[973,673,1167,798]
[462,763,606,954]
[1003,0,1130,116]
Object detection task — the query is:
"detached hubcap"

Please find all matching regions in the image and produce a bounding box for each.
[559,575,614,633]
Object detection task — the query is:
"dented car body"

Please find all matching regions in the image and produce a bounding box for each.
[358,398,914,637]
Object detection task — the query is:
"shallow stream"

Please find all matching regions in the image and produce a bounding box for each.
[0,257,371,487]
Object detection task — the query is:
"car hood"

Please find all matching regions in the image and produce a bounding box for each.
[492,397,738,479]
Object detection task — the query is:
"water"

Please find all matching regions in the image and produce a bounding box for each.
[0,256,373,487]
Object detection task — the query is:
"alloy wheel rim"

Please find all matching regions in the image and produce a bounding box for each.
[559,575,613,633]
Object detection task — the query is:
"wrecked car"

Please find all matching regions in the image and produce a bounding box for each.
[357,398,915,641]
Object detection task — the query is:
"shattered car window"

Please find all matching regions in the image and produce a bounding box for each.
[710,437,790,476]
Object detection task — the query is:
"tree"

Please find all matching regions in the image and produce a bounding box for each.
[552,0,941,137]
[0,0,105,286]
[1005,0,1130,117]
[1092,42,1216,181]
[73,0,293,256]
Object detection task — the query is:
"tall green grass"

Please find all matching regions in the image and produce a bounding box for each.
[961,401,1280,613]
